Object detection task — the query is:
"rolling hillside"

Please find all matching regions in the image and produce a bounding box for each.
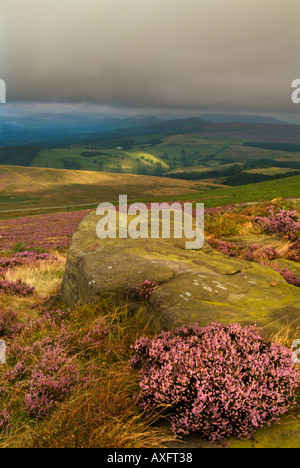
[0,165,223,216]
[166,174,300,207]
[4,131,296,181]
[0,118,299,196]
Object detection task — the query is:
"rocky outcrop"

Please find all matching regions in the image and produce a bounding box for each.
[61,212,300,334]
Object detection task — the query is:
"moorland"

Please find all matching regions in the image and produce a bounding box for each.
[0,114,300,448]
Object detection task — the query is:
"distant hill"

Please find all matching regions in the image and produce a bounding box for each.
[0,113,162,147]
[144,117,208,134]
[191,122,300,143]
[199,113,290,125]
[0,165,220,216]
[114,118,300,143]
[1,112,299,147]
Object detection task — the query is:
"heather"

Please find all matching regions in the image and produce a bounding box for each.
[0,293,171,448]
[135,280,158,302]
[0,409,11,431]
[206,201,300,287]
[131,323,299,441]
[0,279,35,297]
[0,310,21,337]
[0,245,65,304]
[0,210,91,251]
[0,201,299,447]
[24,344,80,419]
[256,206,300,239]
[0,252,58,276]
[273,266,300,287]
[208,239,240,257]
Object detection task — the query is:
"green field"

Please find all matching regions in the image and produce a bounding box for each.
[246,167,295,176]
[26,132,300,184]
[163,175,300,208]
[1,126,300,218]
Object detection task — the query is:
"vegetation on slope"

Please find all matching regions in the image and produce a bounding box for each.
[0,245,172,448]
[0,197,300,448]
[0,165,214,216]
[0,147,40,167]
[168,175,300,208]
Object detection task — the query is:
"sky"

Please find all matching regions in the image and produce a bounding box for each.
[0,0,299,120]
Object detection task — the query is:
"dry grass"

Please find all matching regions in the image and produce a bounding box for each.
[237,221,257,236]
[5,253,66,298]
[2,365,173,449]
[0,250,174,448]
[0,165,205,214]
[271,322,300,349]
[0,254,65,322]
[273,240,292,257]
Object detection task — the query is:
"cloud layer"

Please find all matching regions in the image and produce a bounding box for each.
[1,0,299,115]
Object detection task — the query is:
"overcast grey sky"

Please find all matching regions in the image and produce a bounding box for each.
[1,0,299,118]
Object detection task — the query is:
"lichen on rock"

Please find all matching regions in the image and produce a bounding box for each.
[61,212,300,334]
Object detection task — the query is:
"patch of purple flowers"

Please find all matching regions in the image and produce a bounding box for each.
[136,280,158,302]
[245,245,281,263]
[81,321,109,348]
[24,344,79,419]
[208,239,239,257]
[243,244,260,261]
[42,308,71,325]
[0,309,23,338]
[0,279,35,297]
[273,266,300,287]
[0,251,57,268]
[131,322,299,441]
[0,408,11,431]
[0,252,57,277]
[256,206,300,238]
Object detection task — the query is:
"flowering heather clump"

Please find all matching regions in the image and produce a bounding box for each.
[0,309,22,338]
[0,279,34,297]
[208,239,239,257]
[0,210,91,251]
[255,246,281,262]
[293,238,300,250]
[273,266,300,287]
[81,321,109,348]
[256,206,300,238]
[0,251,58,275]
[131,322,299,441]
[42,308,71,325]
[24,344,79,419]
[243,244,260,261]
[288,251,300,262]
[287,246,300,262]
[136,280,158,302]
[287,239,300,262]
[4,361,28,384]
[0,408,11,431]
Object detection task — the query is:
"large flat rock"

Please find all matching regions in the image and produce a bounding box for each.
[61,212,300,334]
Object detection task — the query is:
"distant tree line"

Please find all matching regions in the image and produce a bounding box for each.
[244,158,300,170]
[63,160,81,170]
[0,146,40,166]
[223,170,300,186]
[243,142,300,152]
[165,166,300,186]
[165,166,241,181]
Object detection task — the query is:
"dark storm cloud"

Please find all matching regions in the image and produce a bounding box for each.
[1,0,299,114]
